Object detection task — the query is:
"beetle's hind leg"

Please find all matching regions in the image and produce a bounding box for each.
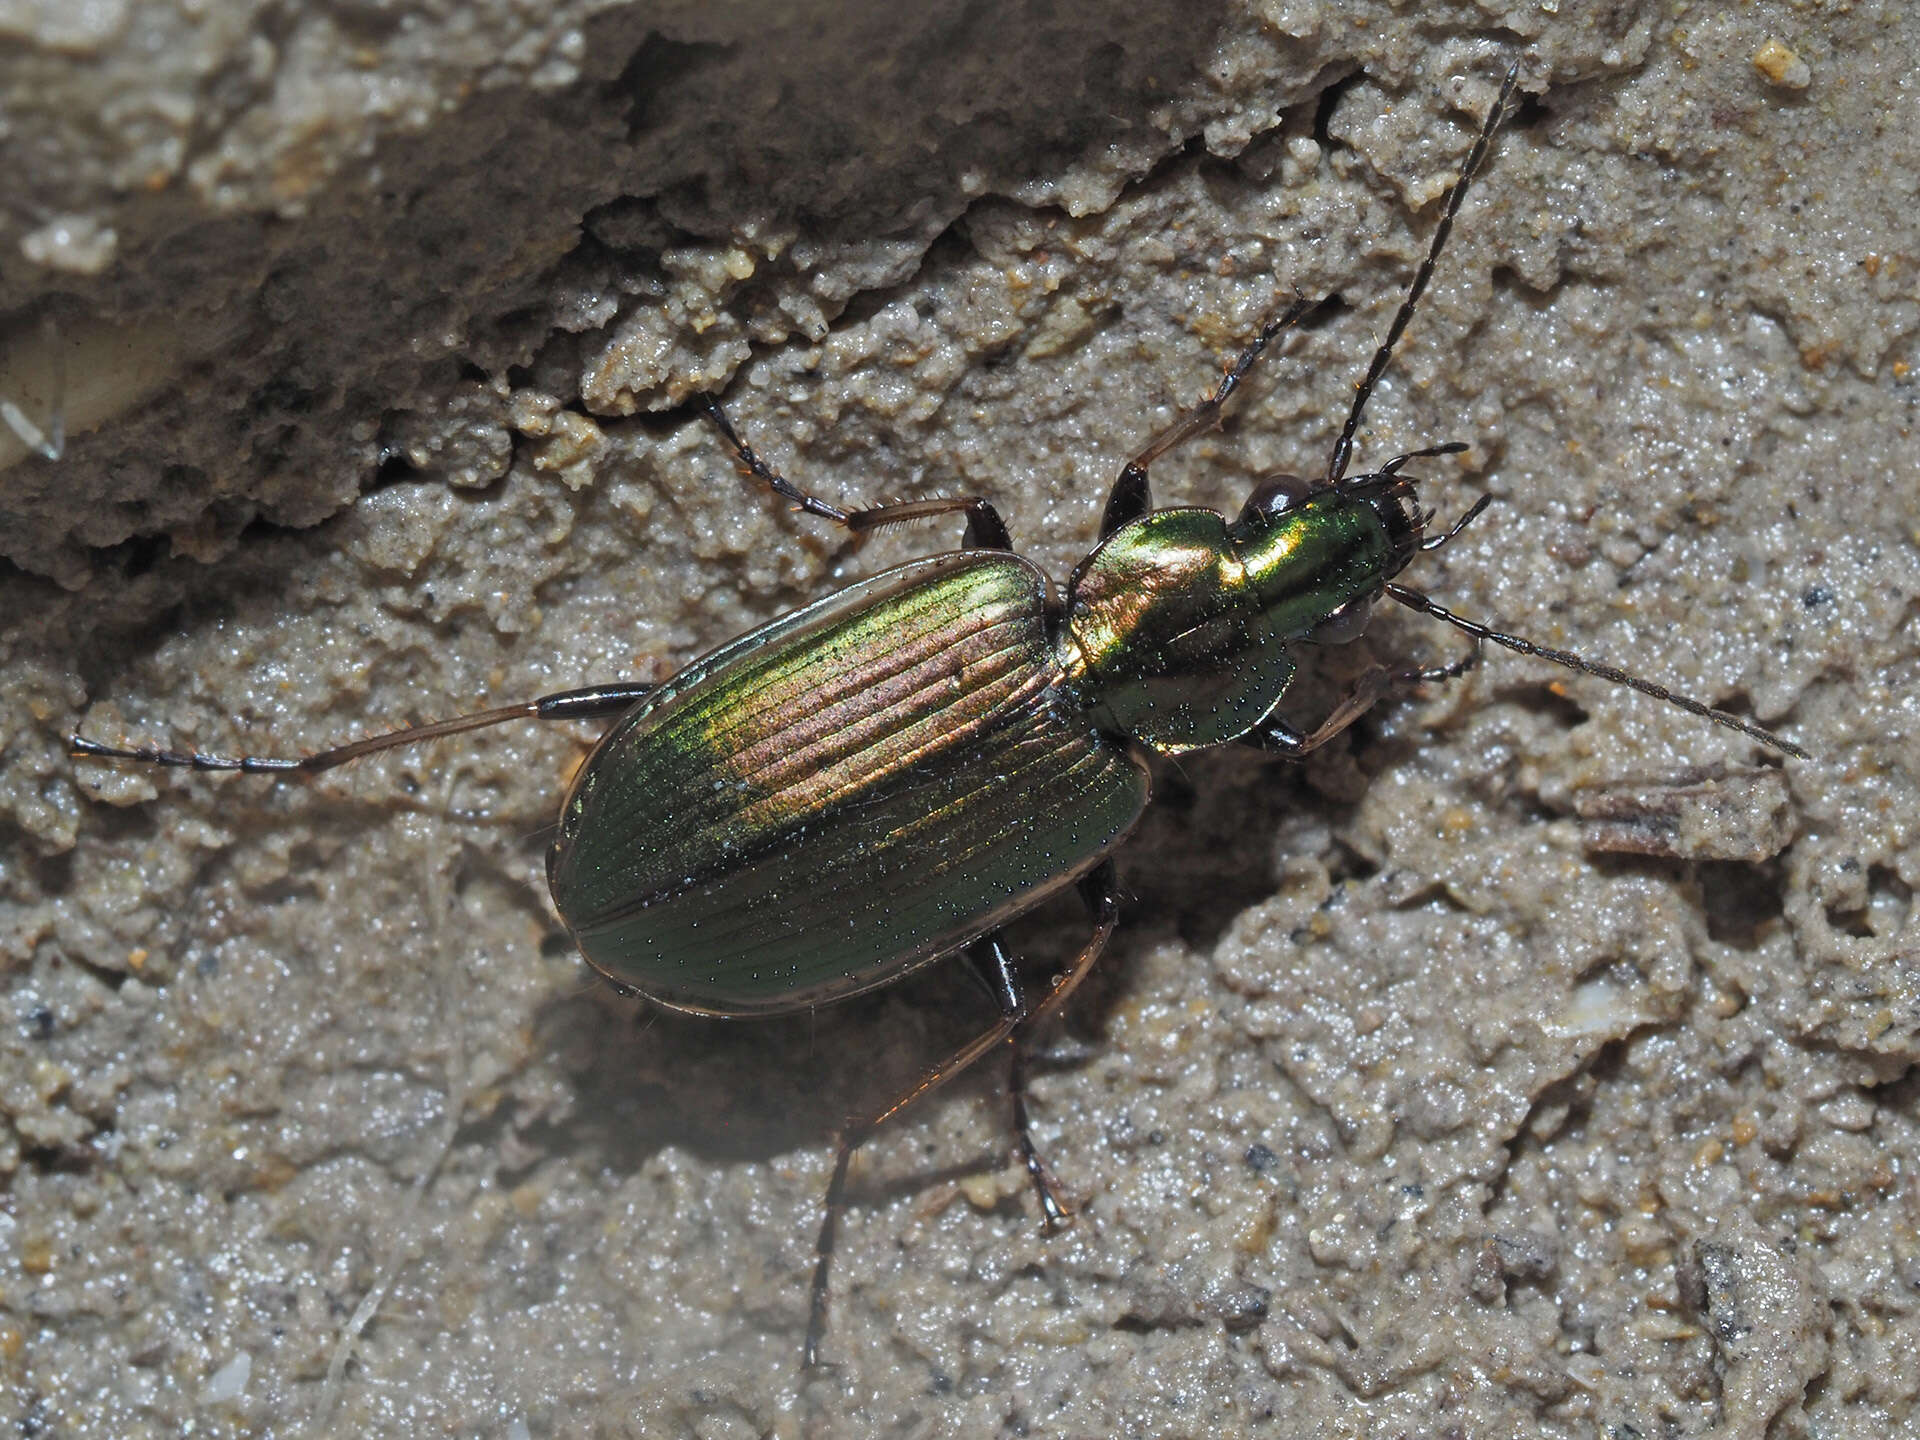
[69,683,657,777]
[696,395,1013,550]
[804,860,1121,1367]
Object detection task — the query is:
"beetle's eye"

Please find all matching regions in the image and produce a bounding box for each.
[1235,474,1315,527]
[1305,595,1375,645]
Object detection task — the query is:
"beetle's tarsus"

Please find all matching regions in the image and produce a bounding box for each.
[804,1137,858,1369]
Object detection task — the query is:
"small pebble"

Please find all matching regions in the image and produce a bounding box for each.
[199,1351,251,1405]
[1753,39,1810,91]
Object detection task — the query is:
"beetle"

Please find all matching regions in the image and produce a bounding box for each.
[70,65,1804,1365]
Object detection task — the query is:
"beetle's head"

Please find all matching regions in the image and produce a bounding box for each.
[1330,470,1426,576]
[1228,452,1468,645]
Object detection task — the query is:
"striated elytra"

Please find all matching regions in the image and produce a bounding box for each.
[69,63,1804,1367]
[548,548,1150,1016]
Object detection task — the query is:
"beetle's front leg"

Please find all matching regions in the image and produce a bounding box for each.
[1242,645,1481,757]
[1098,297,1315,538]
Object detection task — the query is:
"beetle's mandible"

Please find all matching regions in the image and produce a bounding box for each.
[70,63,1805,1367]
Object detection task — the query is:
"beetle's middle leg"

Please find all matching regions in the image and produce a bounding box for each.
[1008,1040,1072,1230]
[1004,859,1124,1232]
[805,859,1121,1367]
[960,934,1071,1230]
[1240,643,1483,758]
[1098,297,1316,538]
[697,395,1013,550]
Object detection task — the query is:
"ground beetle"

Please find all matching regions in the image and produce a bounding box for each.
[71,65,1805,1365]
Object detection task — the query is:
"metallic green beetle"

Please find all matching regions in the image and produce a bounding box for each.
[70,66,1803,1364]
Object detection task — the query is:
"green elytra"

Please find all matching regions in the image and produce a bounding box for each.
[69,64,1805,1366]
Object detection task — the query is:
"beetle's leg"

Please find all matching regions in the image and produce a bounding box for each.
[1412,638,1484,686]
[961,932,1022,1017]
[1241,647,1481,758]
[696,395,1012,550]
[68,683,654,776]
[808,1025,1025,1368]
[804,860,1121,1368]
[1008,1040,1072,1231]
[963,933,1083,1228]
[960,931,1078,1228]
[1005,859,1123,1232]
[843,496,1012,552]
[1100,297,1316,538]
[959,938,1070,1228]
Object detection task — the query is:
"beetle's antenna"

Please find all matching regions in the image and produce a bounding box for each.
[1420,492,1492,551]
[1384,582,1809,758]
[1380,441,1469,477]
[1326,64,1520,485]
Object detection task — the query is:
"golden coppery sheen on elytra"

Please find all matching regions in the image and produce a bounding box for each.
[549,550,1148,1016]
